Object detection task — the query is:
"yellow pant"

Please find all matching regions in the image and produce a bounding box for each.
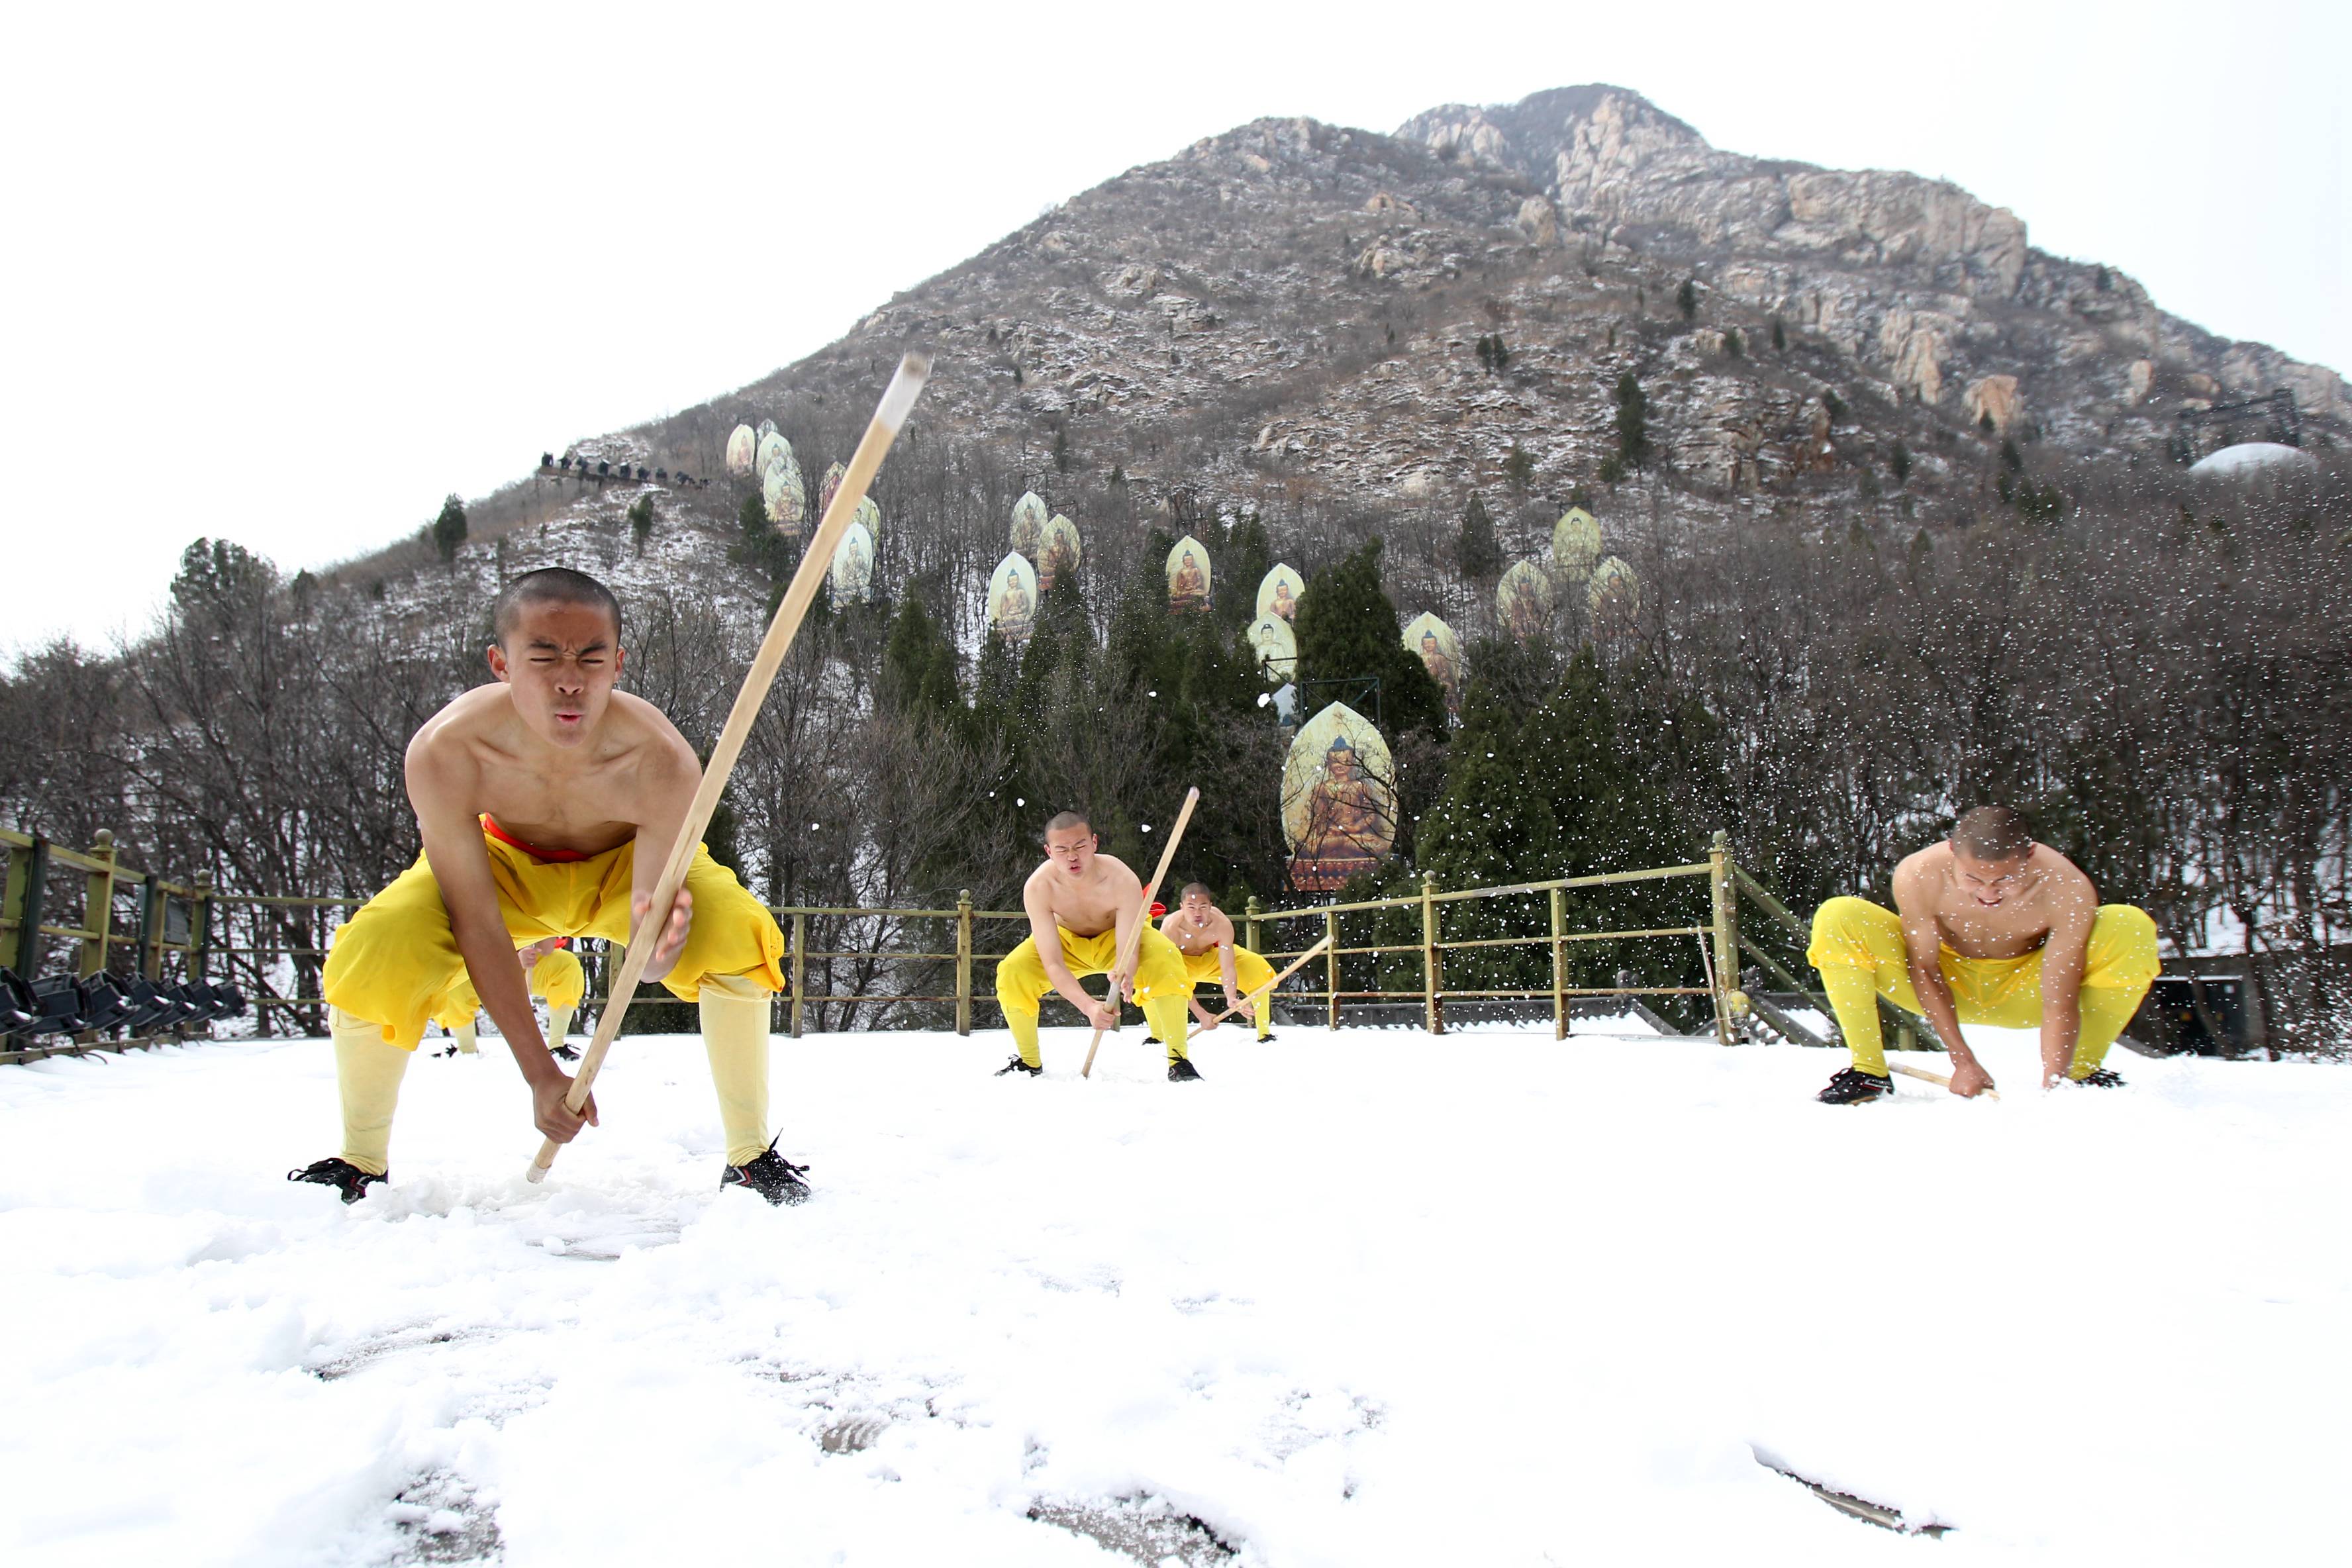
[444,947,586,1052]
[996,924,1192,1067]
[1807,897,2159,1078]
[320,828,785,1171]
[1179,945,1277,1040]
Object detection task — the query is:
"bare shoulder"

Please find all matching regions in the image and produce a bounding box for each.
[2031,844,2098,908]
[1092,854,1143,896]
[1890,844,1947,908]
[605,691,698,775]
[404,686,502,799]
[1212,908,1236,942]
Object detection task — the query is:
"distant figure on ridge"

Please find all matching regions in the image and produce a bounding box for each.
[1807,806,2159,1103]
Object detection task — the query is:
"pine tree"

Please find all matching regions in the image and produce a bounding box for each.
[1293,538,1447,743]
[432,494,468,564]
[1415,656,1563,993]
[1614,373,1651,471]
[1890,439,1913,485]
[1456,492,1502,580]
[1677,278,1698,320]
[1771,317,1787,352]
[1218,513,1273,628]
[881,591,963,724]
[627,496,654,555]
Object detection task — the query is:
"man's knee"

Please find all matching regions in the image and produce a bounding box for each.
[2088,905,2160,990]
[995,940,1045,1008]
[1808,896,1888,965]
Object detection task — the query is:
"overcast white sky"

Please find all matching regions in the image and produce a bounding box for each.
[5,0,2344,655]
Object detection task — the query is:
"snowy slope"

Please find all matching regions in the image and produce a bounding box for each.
[3,1026,2346,1566]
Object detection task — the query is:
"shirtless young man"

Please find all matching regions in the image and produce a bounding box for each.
[1807,805,2159,1102]
[993,810,1200,1081]
[289,567,807,1203]
[438,937,583,1059]
[1161,883,1277,1042]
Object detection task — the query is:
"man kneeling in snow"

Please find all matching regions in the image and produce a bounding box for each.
[1806,806,2158,1103]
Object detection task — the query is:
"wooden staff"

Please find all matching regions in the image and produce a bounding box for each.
[526,353,932,1183]
[1887,1060,2002,1101]
[1182,934,1333,1042]
[1079,787,1199,1080]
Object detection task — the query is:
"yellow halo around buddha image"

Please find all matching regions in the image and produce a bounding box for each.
[856,495,881,536]
[761,454,806,534]
[1281,702,1396,893]
[724,424,757,476]
[828,520,876,605]
[1010,491,1049,560]
[1249,614,1297,681]
[1256,564,1304,624]
[1400,612,1463,714]
[1166,534,1212,614]
[1551,507,1601,581]
[1587,555,1642,630]
[987,552,1039,644]
[1496,560,1557,643]
[1038,513,1081,589]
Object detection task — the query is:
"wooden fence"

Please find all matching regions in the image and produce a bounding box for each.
[12,825,1892,1047]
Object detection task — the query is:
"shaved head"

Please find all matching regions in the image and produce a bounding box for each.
[1043,809,1092,840]
[493,567,622,648]
[1952,805,2034,863]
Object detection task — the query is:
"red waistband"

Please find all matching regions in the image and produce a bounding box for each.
[481,815,596,863]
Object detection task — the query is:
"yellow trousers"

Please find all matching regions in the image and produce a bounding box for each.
[445,947,585,1053]
[320,827,785,1172]
[1179,945,1277,1040]
[996,924,1193,1067]
[1807,897,2159,1078]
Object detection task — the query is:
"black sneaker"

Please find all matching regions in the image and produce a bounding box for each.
[995,1055,1043,1077]
[1816,1067,1894,1105]
[1167,1057,1202,1083]
[2071,1067,2126,1088]
[552,1042,580,1062]
[287,1157,387,1204]
[720,1137,812,1206]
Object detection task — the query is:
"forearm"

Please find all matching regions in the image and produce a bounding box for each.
[1908,963,1976,1065]
[456,927,555,1081]
[1189,997,1216,1024]
[1042,963,1098,1016]
[2041,980,2084,1075]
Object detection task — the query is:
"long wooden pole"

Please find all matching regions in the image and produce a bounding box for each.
[1181,933,1332,1042]
[1886,1060,2002,1101]
[1079,787,1199,1080]
[526,352,932,1182]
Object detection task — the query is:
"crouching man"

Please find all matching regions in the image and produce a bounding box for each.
[289,567,807,1203]
[1808,806,2159,1102]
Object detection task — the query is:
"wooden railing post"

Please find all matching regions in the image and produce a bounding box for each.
[5,836,46,974]
[1709,830,1738,1046]
[138,883,166,981]
[1421,872,1444,1036]
[81,830,118,979]
[1244,896,1262,959]
[1324,909,1340,1033]
[789,912,807,1038]
[954,891,973,1036]
[191,881,213,982]
[1549,885,1567,1040]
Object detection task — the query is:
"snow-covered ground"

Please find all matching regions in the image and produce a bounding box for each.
[4,1020,2347,1567]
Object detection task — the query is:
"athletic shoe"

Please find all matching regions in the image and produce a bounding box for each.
[1816,1067,1894,1104]
[286,1157,387,1204]
[1167,1058,1202,1083]
[2071,1067,2126,1088]
[995,1055,1043,1077]
[552,1042,580,1062]
[720,1137,812,1206]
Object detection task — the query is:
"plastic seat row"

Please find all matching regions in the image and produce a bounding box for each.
[0,969,247,1040]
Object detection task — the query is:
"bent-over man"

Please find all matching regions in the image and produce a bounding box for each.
[993,810,1200,1081]
[440,937,584,1059]
[290,567,807,1204]
[1161,883,1277,1042]
[1808,805,2159,1102]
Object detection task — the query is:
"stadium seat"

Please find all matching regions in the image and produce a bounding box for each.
[26,974,88,1035]
[0,967,36,1030]
[75,973,133,1033]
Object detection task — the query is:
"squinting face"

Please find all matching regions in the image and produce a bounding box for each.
[1045,828,1096,877]
[487,601,624,748]
[1951,848,2032,908]
[1181,890,1214,923]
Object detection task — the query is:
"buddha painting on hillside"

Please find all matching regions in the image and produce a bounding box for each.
[724,424,757,477]
[1587,555,1642,633]
[1256,563,1304,624]
[829,520,875,605]
[856,494,881,536]
[754,430,792,479]
[987,552,1038,644]
[820,461,848,518]
[761,452,807,534]
[1167,535,1212,614]
[1551,506,1601,581]
[1038,513,1082,591]
[1281,702,1396,893]
[1010,491,1049,560]
[1400,611,1462,718]
[1250,614,1297,681]
[1496,560,1555,644]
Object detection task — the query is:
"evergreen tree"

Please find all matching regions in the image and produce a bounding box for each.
[432,494,468,564]
[1293,538,1447,743]
[1455,492,1502,580]
[1677,277,1698,320]
[1614,373,1652,471]
[1890,440,1913,485]
[1415,654,1563,992]
[1771,317,1787,352]
[880,591,963,724]
[627,496,654,555]
[1217,513,1273,628]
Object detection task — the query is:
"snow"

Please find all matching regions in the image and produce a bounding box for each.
[2187,440,2320,476]
[4,1023,2348,1566]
